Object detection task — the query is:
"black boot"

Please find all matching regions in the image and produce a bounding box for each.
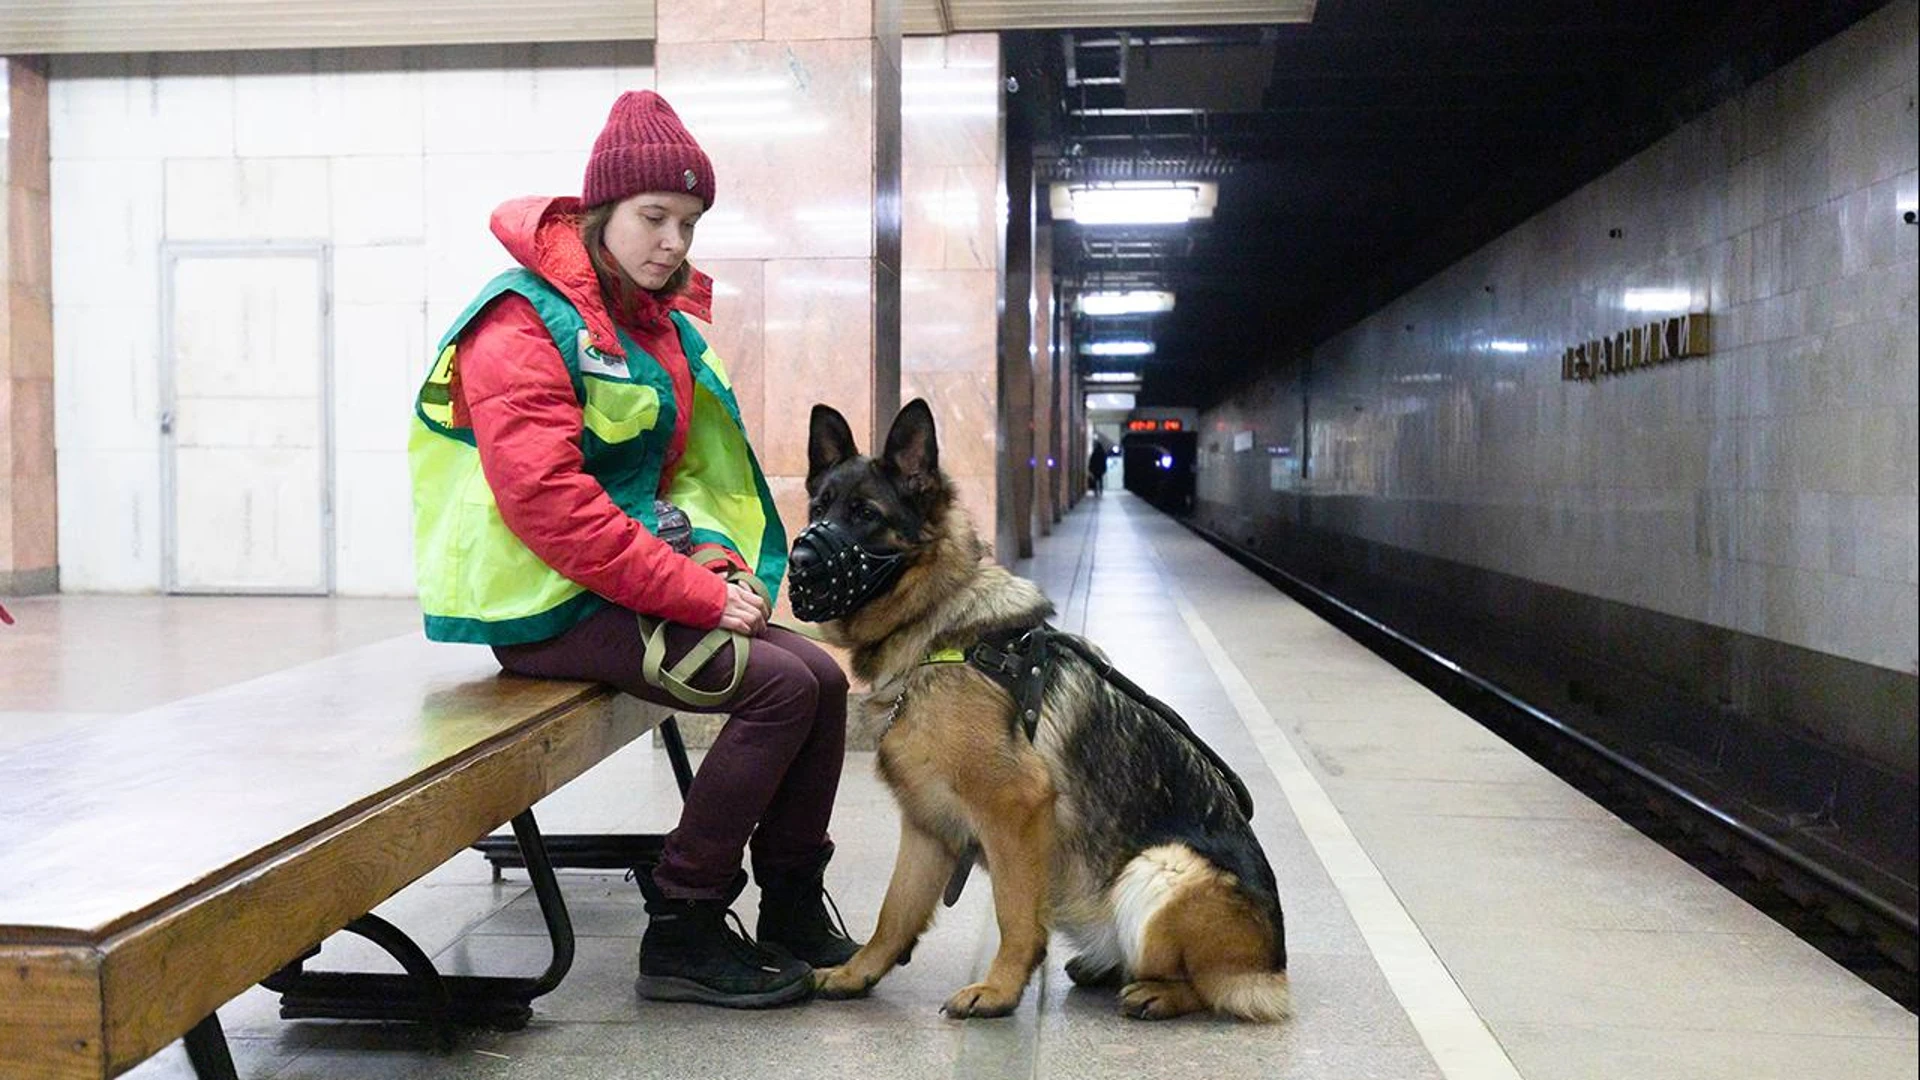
[756,844,863,968]
[635,867,812,1008]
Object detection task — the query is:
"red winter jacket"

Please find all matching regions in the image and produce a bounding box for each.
[448,196,742,630]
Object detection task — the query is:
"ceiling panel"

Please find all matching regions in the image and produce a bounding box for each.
[4,0,1310,53]
[0,0,654,53]
[919,1,1315,34]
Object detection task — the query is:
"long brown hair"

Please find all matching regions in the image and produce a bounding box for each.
[579,202,691,314]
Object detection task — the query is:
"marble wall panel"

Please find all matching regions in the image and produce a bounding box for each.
[4,58,56,591]
[767,0,873,41]
[697,259,769,451]
[761,257,875,476]
[658,39,876,263]
[1197,1,1919,673]
[658,2,764,43]
[900,33,1000,548]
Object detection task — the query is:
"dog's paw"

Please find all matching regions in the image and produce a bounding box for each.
[1118,979,1203,1020]
[1064,955,1123,987]
[813,966,877,999]
[940,981,1021,1019]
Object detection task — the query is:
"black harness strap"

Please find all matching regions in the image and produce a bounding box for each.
[962,624,1255,820]
[963,626,1055,743]
[934,623,1258,907]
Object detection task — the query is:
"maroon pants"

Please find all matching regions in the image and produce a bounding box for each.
[494,604,848,900]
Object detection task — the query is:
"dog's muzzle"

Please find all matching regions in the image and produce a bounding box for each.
[787,519,907,623]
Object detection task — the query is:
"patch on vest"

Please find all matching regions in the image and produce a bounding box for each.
[576,328,631,379]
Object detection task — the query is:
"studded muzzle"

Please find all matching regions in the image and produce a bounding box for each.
[787,519,908,623]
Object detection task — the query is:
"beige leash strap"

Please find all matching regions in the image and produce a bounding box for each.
[635,551,771,709]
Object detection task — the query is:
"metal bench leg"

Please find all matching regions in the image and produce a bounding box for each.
[183,1012,238,1080]
[474,714,696,875]
[660,714,696,798]
[264,809,575,1034]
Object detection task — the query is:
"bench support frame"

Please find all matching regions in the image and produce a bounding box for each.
[260,808,573,1038]
[473,714,697,875]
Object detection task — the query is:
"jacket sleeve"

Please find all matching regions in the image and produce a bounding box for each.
[456,295,728,628]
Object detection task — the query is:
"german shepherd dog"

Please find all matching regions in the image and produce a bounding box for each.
[793,399,1289,1021]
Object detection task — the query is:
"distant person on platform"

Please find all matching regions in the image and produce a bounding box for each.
[1088,440,1109,495]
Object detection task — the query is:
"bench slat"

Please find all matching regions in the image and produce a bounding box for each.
[0,632,665,1079]
[0,635,603,939]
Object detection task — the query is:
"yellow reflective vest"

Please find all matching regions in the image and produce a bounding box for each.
[409,268,785,645]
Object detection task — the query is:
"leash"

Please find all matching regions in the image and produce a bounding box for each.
[633,551,768,710]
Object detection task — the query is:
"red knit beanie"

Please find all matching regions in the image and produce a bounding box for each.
[582,91,716,209]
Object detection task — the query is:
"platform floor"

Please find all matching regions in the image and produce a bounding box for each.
[3,492,1913,1080]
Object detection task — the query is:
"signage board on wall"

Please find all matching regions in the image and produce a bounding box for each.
[1562,312,1710,381]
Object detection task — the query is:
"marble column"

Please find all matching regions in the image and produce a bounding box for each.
[1,57,56,596]
[900,34,1001,542]
[1032,224,1055,535]
[999,118,1034,561]
[654,0,902,563]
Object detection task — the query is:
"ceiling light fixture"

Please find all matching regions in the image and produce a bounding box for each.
[1621,288,1692,312]
[1085,341,1155,357]
[1050,182,1217,226]
[1077,290,1176,316]
[1086,371,1141,382]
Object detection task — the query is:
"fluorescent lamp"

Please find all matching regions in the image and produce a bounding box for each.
[1085,341,1155,357]
[1087,371,1140,383]
[1086,392,1136,410]
[1621,288,1691,312]
[1051,182,1217,225]
[1078,290,1175,316]
[1486,340,1530,354]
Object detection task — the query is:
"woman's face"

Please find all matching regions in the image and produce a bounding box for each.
[602,191,704,291]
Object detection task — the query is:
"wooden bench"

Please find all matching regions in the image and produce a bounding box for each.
[0,633,689,1080]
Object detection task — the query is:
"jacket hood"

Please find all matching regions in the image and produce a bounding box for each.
[488,195,715,357]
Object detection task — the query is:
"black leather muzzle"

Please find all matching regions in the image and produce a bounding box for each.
[787,519,908,623]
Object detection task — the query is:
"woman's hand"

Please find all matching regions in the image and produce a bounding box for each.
[716,579,770,637]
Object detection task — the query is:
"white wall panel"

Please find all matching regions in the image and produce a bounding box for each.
[52,303,159,454]
[233,53,426,158]
[333,245,427,308]
[54,449,162,591]
[49,158,162,310]
[51,41,654,595]
[332,301,426,455]
[334,450,416,597]
[163,158,332,240]
[330,157,427,245]
[421,150,583,309]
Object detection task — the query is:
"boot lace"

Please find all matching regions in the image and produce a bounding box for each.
[720,907,790,971]
[818,887,851,941]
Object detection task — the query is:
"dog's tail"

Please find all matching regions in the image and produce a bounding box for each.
[1194,968,1291,1022]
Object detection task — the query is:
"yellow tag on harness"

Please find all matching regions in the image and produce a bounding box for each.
[922,647,967,665]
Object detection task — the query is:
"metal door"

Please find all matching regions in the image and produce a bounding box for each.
[162,245,332,594]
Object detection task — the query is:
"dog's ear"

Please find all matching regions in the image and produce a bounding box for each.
[807,404,860,487]
[881,398,939,486]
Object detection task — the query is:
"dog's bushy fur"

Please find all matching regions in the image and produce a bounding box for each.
[803,400,1289,1021]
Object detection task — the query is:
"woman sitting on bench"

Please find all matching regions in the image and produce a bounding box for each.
[408,90,856,1010]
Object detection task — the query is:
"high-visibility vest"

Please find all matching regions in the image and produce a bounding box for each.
[409,268,786,645]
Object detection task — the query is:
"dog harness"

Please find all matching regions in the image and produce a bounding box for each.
[919,624,1258,906]
[923,625,1253,816]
